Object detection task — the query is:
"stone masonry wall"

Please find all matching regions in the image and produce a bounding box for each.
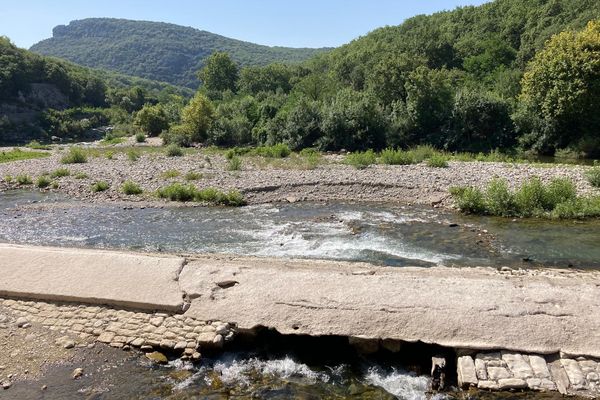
[0,297,236,359]
[458,352,600,396]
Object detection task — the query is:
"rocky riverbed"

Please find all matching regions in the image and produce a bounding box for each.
[0,145,596,207]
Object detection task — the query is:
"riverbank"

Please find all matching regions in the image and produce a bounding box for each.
[1,244,599,397]
[0,146,596,207]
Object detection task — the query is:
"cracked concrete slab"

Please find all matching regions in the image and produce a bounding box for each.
[180,254,600,358]
[0,244,185,311]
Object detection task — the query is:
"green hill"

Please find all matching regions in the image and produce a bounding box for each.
[30,18,330,88]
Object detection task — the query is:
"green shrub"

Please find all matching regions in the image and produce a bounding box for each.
[514,178,547,216]
[184,171,202,181]
[161,169,181,179]
[50,168,70,178]
[196,187,245,206]
[156,183,245,206]
[91,181,109,192]
[121,181,143,195]
[26,140,51,150]
[3,175,13,183]
[253,144,291,158]
[379,148,415,165]
[74,172,89,179]
[16,174,33,185]
[60,147,87,164]
[227,156,242,171]
[157,183,197,202]
[586,167,600,188]
[408,145,437,162]
[426,154,449,168]
[345,150,376,169]
[165,144,184,157]
[127,149,140,162]
[105,151,115,160]
[485,179,515,216]
[36,175,51,188]
[545,178,577,207]
[51,181,59,189]
[450,186,485,214]
[135,132,146,143]
[452,177,599,219]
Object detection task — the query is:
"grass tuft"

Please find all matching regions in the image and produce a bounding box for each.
[345,150,376,169]
[121,180,143,195]
[91,181,109,192]
[60,147,87,164]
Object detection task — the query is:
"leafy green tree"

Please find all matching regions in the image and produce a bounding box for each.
[180,92,215,142]
[279,95,323,150]
[238,64,293,95]
[389,67,455,147]
[208,96,258,146]
[445,90,516,152]
[518,20,600,155]
[134,104,169,136]
[197,52,239,97]
[319,89,387,151]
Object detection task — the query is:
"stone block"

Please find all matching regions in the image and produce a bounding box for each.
[457,356,478,388]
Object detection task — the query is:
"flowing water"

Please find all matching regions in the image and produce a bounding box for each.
[1,189,599,399]
[1,190,600,268]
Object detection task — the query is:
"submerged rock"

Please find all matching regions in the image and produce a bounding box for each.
[145,351,168,364]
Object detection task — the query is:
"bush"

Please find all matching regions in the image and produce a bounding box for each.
[50,168,70,178]
[253,143,291,158]
[157,183,197,202]
[26,140,51,150]
[426,154,449,168]
[91,181,109,192]
[485,179,516,216]
[451,177,598,219]
[165,144,183,157]
[135,132,146,143]
[450,186,485,214]
[157,183,245,206]
[379,148,415,165]
[16,174,33,185]
[60,147,87,164]
[185,171,202,181]
[227,156,242,171]
[74,172,89,179]
[121,181,143,195]
[408,145,437,162]
[587,167,600,188]
[345,150,376,169]
[36,175,51,188]
[514,178,547,216]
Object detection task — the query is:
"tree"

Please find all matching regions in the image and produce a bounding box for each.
[319,89,387,151]
[238,64,293,95]
[518,20,600,155]
[180,92,215,142]
[134,104,169,136]
[445,90,516,152]
[197,52,239,97]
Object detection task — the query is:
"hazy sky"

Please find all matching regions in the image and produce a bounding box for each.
[2,0,489,49]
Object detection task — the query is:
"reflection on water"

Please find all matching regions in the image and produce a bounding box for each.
[1,190,600,268]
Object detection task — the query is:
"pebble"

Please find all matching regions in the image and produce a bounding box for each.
[72,368,84,379]
[15,317,30,328]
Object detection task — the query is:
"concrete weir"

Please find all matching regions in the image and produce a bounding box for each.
[1,243,600,395]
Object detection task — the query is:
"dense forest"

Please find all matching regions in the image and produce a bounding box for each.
[0,37,190,143]
[30,18,331,88]
[4,0,600,156]
[148,0,598,157]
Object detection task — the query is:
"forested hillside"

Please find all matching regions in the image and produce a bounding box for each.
[30,18,330,88]
[0,37,190,143]
[155,0,599,157]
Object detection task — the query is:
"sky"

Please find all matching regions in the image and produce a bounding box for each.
[2,0,489,49]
